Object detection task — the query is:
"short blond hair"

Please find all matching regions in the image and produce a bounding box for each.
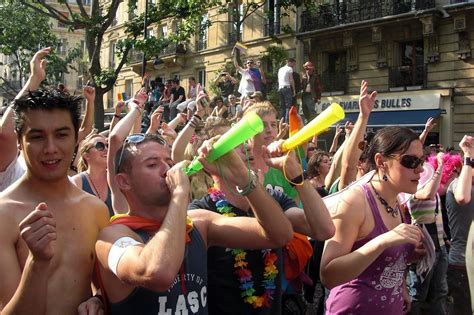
[243,101,278,119]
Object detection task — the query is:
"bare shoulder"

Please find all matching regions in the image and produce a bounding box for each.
[97,224,140,244]
[69,173,82,187]
[330,185,367,224]
[69,185,110,227]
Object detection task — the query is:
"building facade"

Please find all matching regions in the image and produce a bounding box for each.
[297,0,474,148]
[0,0,88,104]
[102,0,298,108]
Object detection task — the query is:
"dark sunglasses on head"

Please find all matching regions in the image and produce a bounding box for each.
[115,133,167,173]
[396,154,425,169]
[90,141,108,152]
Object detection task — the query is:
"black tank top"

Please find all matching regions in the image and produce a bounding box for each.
[79,172,114,217]
[109,227,208,315]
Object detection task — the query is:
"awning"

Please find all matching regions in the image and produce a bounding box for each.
[340,109,442,127]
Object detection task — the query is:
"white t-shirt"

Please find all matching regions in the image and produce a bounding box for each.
[278,64,293,89]
[238,68,255,96]
[0,154,26,192]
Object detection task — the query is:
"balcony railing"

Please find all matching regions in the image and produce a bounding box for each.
[389,65,426,88]
[300,0,435,33]
[128,51,144,65]
[157,42,187,57]
[320,71,347,93]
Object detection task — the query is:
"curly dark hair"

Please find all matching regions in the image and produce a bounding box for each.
[13,89,83,139]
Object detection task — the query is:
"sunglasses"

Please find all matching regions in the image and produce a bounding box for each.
[115,133,167,173]
[89,141,108,152]
[394,154,425,169]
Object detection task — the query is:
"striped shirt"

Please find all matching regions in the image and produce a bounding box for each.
[407,194,445,248]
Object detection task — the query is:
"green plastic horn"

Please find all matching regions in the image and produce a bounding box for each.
[184,113,264,176]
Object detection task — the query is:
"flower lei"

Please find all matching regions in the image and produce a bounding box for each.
[208,187,279,309]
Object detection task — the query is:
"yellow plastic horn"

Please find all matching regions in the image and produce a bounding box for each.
[282,103,345,152]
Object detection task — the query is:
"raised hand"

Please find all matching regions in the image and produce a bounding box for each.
[335,124,343,137]
[166,161,190,196]
[358,80,377,118]
[197,136,249,186]
[133,88,148,107]
[19,203,57,262]
[83,86,96,103]
[115,101,126,115]
[424,117,436,132]
[344,121,354,137]
[29,47,51,87]
[459,135,474,157]
[276,117,288,140]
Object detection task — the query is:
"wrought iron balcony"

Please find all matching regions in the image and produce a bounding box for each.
[127,51,144,65]
[389,65,426,88]
[300,0,435,33]
[157,42,187,57]
[227,32,238,46]
[320,71,347,93]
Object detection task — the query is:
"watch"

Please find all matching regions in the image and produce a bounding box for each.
[236,170,258,196]
[290,170,308,187]
[464,157,474,167]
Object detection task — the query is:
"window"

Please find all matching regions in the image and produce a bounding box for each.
[57,39,68,55]
[159,25,168,38]
[198,14,208,51]
[389,40,425,88]
[147,27,156,38]
[321,51,347,92]
[197,69,206,89]
[108,86,114,108]
[128,5,138,20]
[57,12,69,28]
[228,4,243,44]
[172,73,181,81]
[76,77,83,90]
[265,0,280,36]
[125,79,133,99]
[109,40,116,68]
[112,11,118,26]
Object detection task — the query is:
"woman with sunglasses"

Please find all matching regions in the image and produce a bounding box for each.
[321,126,424,314]
[71,134,114,217]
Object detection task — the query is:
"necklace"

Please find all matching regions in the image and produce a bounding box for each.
[208,187,278,309]
[86,172,104,201]
[369,182,399,217]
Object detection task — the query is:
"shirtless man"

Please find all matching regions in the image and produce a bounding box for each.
[0,49,109,314]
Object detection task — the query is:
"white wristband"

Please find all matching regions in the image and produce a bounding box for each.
[108,236,141,276]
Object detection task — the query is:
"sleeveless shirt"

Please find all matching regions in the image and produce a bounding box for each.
[325,183,413,315]
[109,227,208,315]
[79,172,114,217]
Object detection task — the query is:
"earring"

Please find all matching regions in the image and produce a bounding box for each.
[383,174,388,182]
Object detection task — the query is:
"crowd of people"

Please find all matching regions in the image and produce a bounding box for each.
[0,47,473,315]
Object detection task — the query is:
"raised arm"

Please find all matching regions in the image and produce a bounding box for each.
[414,153,444,200]
[172,96,206,162]
[263,140,335,240]
[107,89,147,214]
[329,124,343,154]
[454,135,474,204]
[96,162,190,291]
[339,80,376,190]
[193,140,293,249]
[257,61,267,84]
[324,122,352,190]
[77,86,95,143]
[419,117,436,145]
[109,101,126,133]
